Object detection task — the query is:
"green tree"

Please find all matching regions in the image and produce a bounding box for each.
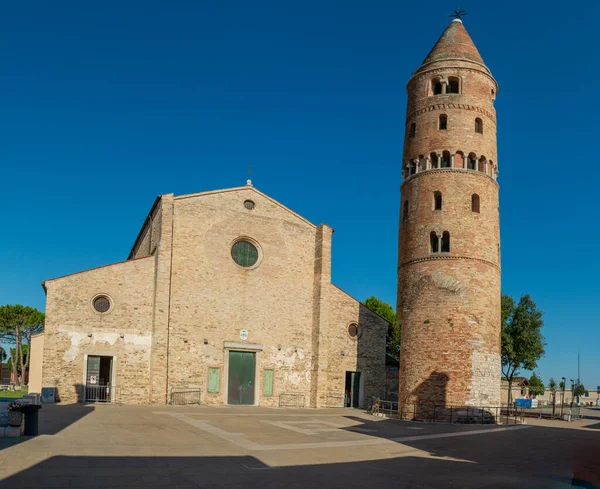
[0,346,6,363]
[363,296,401,359]
[0,305,45,385]
[573,382,586,400]
[501,294,546,405]
[528,372,545,398]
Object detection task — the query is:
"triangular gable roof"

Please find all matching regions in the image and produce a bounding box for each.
[174,184,318,229]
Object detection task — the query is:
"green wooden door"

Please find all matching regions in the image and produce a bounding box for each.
[351,372,361,408]
[228,351,256,405]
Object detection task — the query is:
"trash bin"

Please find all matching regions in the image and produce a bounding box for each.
[21,404,42,436]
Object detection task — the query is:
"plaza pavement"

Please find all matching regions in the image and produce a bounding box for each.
[0,404,598,488]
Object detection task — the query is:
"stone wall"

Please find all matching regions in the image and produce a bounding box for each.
[42,256,156,403]
[41,185,389,407]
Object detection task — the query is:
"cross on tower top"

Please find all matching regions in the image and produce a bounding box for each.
[449,9,467,20]
[246,165,253,186]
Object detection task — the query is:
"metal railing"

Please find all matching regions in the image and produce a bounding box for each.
[82,385,121,404]
[169,389,201,405]
[369,399,525,425]
[279,393,306,408]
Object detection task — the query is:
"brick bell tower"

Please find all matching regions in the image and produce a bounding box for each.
[397,17,501,411]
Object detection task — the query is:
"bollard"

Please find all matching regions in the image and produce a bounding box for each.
[21,405,42,436]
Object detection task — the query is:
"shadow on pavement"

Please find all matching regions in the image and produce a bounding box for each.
[0,454,587,489]
[337,414,600,489]
[1,404,94,452]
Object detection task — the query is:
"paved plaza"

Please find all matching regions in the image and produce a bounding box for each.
[0,404,598,488]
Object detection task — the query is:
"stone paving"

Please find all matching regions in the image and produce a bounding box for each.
[0,404,598,488]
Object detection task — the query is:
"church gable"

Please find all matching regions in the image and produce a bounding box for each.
[173,185,317,230]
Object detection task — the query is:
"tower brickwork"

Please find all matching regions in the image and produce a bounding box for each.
[397,19,501,409]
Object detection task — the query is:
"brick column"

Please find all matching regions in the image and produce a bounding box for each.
[148,194,175,404]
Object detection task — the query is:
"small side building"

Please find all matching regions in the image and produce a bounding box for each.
[34,183,389,407]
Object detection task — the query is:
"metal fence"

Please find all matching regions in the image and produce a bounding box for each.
[169,389,201,405]
[279,393,306,407]
[369,399,524,425]
[82,385,121,404]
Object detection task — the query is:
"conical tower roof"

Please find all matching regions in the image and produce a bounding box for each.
[417,19,486,71]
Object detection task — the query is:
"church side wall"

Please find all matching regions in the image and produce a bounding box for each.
[41,256,156,404]
[321,285,387,407]
[166,189,319,407]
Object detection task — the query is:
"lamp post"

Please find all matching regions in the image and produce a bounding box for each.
[570,379,575,410]
[560,377,566,417]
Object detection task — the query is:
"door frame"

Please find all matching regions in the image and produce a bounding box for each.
[345,370,365,408]
[82,352,117,403]
[223,341,263,406]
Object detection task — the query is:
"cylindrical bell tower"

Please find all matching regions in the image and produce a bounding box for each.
[397,18,501,410]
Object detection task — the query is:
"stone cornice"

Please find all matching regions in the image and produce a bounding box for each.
[407,103,496,123]
[401,168,499,188]
[399,254,500,271]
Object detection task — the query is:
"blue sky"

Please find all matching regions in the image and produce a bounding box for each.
[0,1,597,391]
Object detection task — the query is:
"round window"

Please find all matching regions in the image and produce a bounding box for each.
[231,240,259,267]
[348,323,360,338]
[93,295,111,313]
[244,200,255,210]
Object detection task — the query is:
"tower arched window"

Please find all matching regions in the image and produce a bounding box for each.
[410,161,417,176]
[433,191,442,210]
[475,118,483,134]
[441,151,451,168]
[432,78,443,95]
[403,200,409,221]
[478,156,487,173]
[430,152,439,169]
[439,114,448,130]
[441,232,450,253]
[430,232,439,253]
[409,122,416,138]
[471,194,480,213]
[447,77,460,94]
[467,153,477,170]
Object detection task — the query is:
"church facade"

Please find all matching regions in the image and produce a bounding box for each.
[35,182,388,407]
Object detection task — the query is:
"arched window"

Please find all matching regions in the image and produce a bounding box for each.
[409,122,416,138]
[439,114,448,130]
[472,194,480,213]
[430,152,439,169]
[441,151,451,168]
[475,118,483,134]
[488,160,494,177]
[478,156,486,172]
[403,200,409,221]
[433,191,442,210]
[409,162,416,176]
[432,78,443,95]
[447,77,460,94]
[430,232,439,253]
[467,153,477,170]
[441,232,450,253]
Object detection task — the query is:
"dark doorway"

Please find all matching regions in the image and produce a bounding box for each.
[345,371,361,408]
[85,355,113,402]
[228,351,256,405]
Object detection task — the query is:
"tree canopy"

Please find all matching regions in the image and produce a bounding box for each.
[501,294,546,403]
[363,296,401,359]
[0,304,45,385]
[573,382,586,399]
[528,372,545,397]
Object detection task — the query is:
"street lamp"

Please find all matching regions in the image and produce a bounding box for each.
[560,377,566,417]
[570,379,575,410]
